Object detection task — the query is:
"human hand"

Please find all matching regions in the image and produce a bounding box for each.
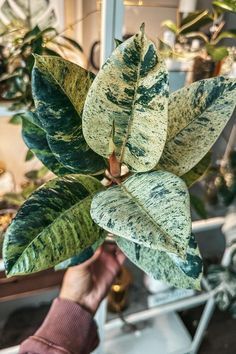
[59,244,125,314]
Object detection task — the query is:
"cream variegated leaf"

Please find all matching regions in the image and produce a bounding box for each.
[32,55,106,174]
[91,171,191,258]
[82,26,169,172]
[158,77,236,176]
[54,237,105,270]
[3,175,104,276]
[117,233,203,290]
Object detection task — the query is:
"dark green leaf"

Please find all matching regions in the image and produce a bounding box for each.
[22,112,72,176]
[180,10,212,34]
[206,45,229,61]
[32,55,106,174]
[9,113,23,125]
[182,152,211,187]
[25,149,34,161]
[114,38,123,48]
[3,175,104,276]
[212,0,236,13]
[2,193,25,207]
[25,166,48,180]
[215,30,236,43]
[61,35,83,52]
[117,233,203,290]
[55,238,104,270]
[190,194,208,219]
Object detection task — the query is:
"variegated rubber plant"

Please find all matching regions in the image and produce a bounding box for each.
[3,25,236,290]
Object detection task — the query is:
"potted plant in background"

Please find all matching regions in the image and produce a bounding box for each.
[1,25,236,291]
[0,0,84,118]
[162,0,236,82]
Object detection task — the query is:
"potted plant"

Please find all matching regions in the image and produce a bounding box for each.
[162,0,236,82]
[0,0,83,116]
[2,26,236,290]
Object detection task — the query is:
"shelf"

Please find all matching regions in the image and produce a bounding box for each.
[103,312,191,354]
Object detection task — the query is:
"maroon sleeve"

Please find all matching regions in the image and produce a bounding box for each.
[19,298,99,354]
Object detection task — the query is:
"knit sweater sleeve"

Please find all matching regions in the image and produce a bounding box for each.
[19,298,99,354]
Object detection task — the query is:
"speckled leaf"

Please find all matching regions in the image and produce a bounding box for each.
[32,55,106,174]
[182,152,211,187]
[22,112,71,176]
[55,237,105,270]
[3,175,104,276]
[82,27,169,172]
[91,171,191,258]
[117,233,202,290]
[158,77,236,175]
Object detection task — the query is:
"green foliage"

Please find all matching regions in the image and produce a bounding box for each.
[161,3,236,62]
[91,171,191,258]
[158,77,236,176]
[117,233,202,289]
[182,153,211,187]
[214,151,236,206]
[3,27,236,289]
[82,26,169,172]
[32,55,106,174]
[3,175,104,276]
[0,16,83,112]
[215,30,236,43]
[190,194,208,219]
[25,149,34,161]
[206,45,229,61]
[212,0,236,13]
[21,111,75,176]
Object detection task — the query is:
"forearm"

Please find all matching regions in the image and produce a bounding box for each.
[19,298,99,354]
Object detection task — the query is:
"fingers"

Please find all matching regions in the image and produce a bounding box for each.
[115,248,126,266]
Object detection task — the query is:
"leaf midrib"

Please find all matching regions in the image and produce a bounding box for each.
[8,195,92,275]
[120,182,179,252]
[8,178,101,274]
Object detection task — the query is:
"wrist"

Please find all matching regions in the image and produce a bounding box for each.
[59,291,98,315]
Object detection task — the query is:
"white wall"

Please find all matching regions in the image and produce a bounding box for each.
[0,115,41,190]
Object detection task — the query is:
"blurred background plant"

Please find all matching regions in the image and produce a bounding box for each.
[0,162,49,256]
[0,0,83,118]
[162,0,236,81]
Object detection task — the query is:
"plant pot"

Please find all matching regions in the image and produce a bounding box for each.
[192,56,221,82]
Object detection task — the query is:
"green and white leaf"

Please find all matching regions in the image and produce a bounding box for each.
[22,111,72,176]
[182,152,211,187]
[55,238,104,270]
[91,171,191,258]
[117,233,203,290]
[158,77,236,176]
[3,175,104,276]
[82,26,169,172]
[32,55,106,174]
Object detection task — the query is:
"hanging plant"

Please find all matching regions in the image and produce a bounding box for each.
[3,26,236,290]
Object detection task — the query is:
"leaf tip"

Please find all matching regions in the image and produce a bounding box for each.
[140,22,145,35]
